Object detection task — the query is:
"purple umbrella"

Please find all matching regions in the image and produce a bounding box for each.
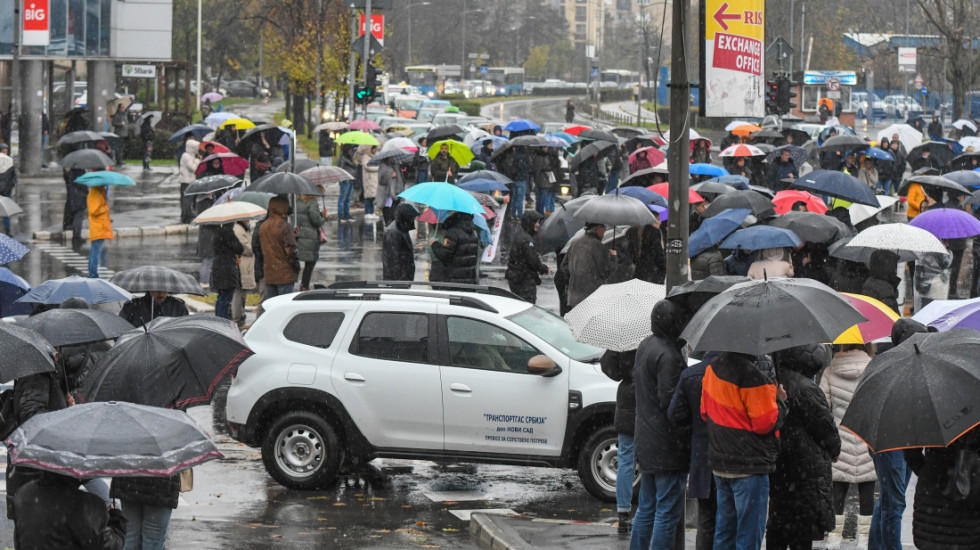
[909,208,980,239]
[201,92,223,103]
[930,301,980,332]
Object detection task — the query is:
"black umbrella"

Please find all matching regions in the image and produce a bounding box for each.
[841,329,980,452]
[691,181,736,196]
[896,174,971,197]
[768,211,851,243]
[579,129,618,143]
[510,135,549,147]
[947,152,980,173]
[534,195,594,253]
[666,275,752,312]
[458,170,514,185]
[56,131,105,147]
[619,166,670,187]
[78,315,254,409]
[18,309,135,348]
[701,190,777,218]
[167,124,213,144]
[247,171,324,196]
[237,124,288,156]
[792,170,878,207]
[782,128,812,147]
[944,170,980,188]
[0,322,57,383]
[60,149,113,170]
[426,124,466,142]
[819,134,869,153]
[751,128,785,143]
[680,277,867,355]
[184,174,242,196]
[623,134,665,151]
[273,158,321,173]
[909,141,955,168]
[570,140,617,169]
[572,192,659,227]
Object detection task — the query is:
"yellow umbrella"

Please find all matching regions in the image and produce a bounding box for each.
[833,293,901,344]
[219,118,256,130]
[428,139,475,166]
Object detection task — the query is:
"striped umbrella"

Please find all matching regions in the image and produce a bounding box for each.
[833,293,901,344]
[299,165,354,185]
[720,144,765,157]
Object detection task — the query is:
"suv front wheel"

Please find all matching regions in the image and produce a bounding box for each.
[261,411,343,489]
[577,426,638,503]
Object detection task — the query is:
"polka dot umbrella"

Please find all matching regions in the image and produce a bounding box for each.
[564,279,667,352]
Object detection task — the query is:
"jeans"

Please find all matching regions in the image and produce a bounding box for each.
[617,433,635,513]
[536,189,556,215]
[215,288,234,319]
[510,180,527,219]
[365,197,375,215]
[713,474,769,550]
[121,501,173,550]
[88,239,107,278]
[877,179,893,195]
[265,283,295,299]
[630,471,688,550]
[697,493,717,550]
[869,451,912,550]
[338,181,354,219]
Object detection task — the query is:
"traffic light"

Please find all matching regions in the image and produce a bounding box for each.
[765,78,779,115]
[777,77,798,114]
[354,84,371,105]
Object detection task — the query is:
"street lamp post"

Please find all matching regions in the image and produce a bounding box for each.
[406,1,431,68]
[460,2,484,79]
[196,0,202,110]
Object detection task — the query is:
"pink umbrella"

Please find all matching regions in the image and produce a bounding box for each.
[348,119,381,131]
[195,153,249,177]
[628,146,666,167]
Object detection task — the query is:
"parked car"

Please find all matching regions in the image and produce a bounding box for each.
[218,80,270,98]
[882,94,923,119]
[851,91,886,119]
[224,283,629,502]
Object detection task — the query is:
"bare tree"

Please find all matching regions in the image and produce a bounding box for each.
[915,0,980,119]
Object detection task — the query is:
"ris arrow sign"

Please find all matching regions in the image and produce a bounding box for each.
[713,2,741,31]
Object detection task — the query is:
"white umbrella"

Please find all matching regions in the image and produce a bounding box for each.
[381,137,419,152]
[724,120,752,132]
[877,124,922,153]
[564,279,667,352]
[663,128,701,141]
[464,128,491,146]
[953,119,978,132]
[845,223,947,257]
[960,136,980,150]
[0,196,23,217]
[314,121,348,133]
[848,195,898,226]
[193,201,266,225]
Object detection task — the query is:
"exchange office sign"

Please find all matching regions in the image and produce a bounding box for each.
[700,0,765,117]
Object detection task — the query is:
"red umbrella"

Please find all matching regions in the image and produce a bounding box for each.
[198,141,231,154]
[348,119,381,131]
[772,190,828,215]
[628,146,666,167]
[647,183,705,204]
[195,153,249,177]
[563,125,592,136]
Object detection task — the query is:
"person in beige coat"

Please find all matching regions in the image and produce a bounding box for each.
[231,220,255,326]
[360,145,379,221]
[178,138,201,223]
[820,344,878,549]
[747,247,794,279]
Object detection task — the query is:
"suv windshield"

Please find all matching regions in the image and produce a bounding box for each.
[507,307,603,363]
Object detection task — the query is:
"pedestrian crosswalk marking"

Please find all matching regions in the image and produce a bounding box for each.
[28,240,116,278]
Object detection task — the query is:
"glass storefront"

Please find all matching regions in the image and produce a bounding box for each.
[0,0,112,57]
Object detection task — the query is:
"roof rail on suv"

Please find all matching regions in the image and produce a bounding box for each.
[293,286,502,314]
[327,280,524,301]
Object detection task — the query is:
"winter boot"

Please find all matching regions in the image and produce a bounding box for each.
[856,514,872,549]
[617,512,631,534]
[824,514,845,550]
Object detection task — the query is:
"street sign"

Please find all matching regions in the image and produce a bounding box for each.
[702,0,766,117]
[351,34,383,57]
[826,78,841,92]
[22,0,50,46]
[347,0,391,9]
[122,64,157,79]
[898,47,917,73]
[914,73,924,90]
[827,91,841,99]
[358,14,384,46]
[480,65,489,77]
[921,86,928,96]
[767,37,793,60]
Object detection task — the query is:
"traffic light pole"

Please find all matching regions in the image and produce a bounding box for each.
[348,13,356,121]
[361,0,372,119]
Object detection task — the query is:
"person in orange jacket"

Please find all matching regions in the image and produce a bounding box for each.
[87,184,113,278]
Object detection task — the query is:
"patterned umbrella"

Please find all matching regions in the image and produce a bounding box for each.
[719,144,765,157]
[313,121,348,132]
[184,174,241,196]
[299,165,354,185]
[764,145,808,169]
[564,279,667,352]
[0,234,29,264]
[109,265,206,295]
[369,148,414,165]
[833,293,901,344]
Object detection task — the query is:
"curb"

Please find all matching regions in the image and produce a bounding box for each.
[470,513,524,550]
[32,224,199,242]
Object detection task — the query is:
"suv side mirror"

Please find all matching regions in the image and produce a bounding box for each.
[527,355,562,377]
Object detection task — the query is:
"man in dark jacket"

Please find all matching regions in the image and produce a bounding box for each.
[505,211,550,302]
[429,143,459,183]
[927,116,943,140]
[862,249,901,312]
[630,299,691,549]
[382,203,419,281]
[430,212,480,284]
[119,292,189,327]
[14,471,127,550]
[140,115,155,171]
[601,349,638,534]
[701,351,787,550]
[566,223,617,310]
[766,149,797,190]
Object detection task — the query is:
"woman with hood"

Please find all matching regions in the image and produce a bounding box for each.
[382,203,420,281]
[360,146,380,221]
[178,138,200,223]
[630,149,652,173]
[767,344,841,550]
[211,222,244,319]
[821,344,877,549]
[505,211,550,303]
[430,212,480,284]
[862,250,901,313]
[747,247,794,279]
[295,194,326,290]
[376,157,405,226]
[87,184,113,278]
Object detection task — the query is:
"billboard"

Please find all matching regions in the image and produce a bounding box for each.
[700,0,765,118]
[22,0,50,46]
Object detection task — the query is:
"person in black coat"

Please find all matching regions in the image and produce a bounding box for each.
[430,212,481,284]
[63,167,89,250]
[600,348,638,533]
[767,344,842,550]
[58,297,111,391]
[630,220,666,284]
[630,299,691,549]
[862,249,901,313]
[382,203,419,281]
[14,471,127,550]
[505,211,549,302]
[119,292,189,327]
[211,222,244,319]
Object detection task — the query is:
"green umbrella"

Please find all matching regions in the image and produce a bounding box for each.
[428,139,475,166]
[335,131,379,146]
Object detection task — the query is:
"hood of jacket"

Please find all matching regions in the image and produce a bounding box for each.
[520,211,544,236]
[868,249,899,281]
[268,196,290,219]
[650,299,687,343]
[891,317,934,345]
[828,349,871,380]
[394,203,419,232]
[184,139,199,158]
[773,343,831,378]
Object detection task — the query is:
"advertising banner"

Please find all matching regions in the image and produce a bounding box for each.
[23,0,50,46]
[701,0,765,117]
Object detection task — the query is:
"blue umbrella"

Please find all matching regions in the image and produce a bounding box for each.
[504,119,540,133]
[398,181,484,215]
[0,268,33,317]
[864,147,894,161]
[468,136,509,157]
[719,225,802,250]
[793,170,878,207]
[649,204,669,220]
[424,208,493,245]
[75,171,136,187]
[0,234,29,265]
[168,124,213,144]
[548,132,580,145]
[704,174,751,190]
[690,163,729,177]
[15,275,133,305]
[457,179,510,193]
[616,186,668,207]
[688,208,752,257]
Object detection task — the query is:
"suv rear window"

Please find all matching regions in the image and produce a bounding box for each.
[283,312,345,348]
[352,312,428,363]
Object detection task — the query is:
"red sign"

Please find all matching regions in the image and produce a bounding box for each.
[23,0,48,31]
[712,32,762,75]
[359,14,384,44]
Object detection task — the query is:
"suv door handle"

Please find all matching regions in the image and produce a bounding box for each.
[449,383,472,393]
[344,373,366,382]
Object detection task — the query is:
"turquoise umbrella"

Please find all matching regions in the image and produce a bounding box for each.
[398,181,484,216]
[75,171,136,187]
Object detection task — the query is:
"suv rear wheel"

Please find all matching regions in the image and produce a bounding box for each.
[261,411,343,489]
[577,426,638,502]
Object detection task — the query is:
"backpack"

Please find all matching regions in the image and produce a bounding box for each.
[0,389,18,440]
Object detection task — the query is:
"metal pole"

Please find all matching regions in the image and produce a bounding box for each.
[789,0,795,73]
[11,0,21,161]
[361,0,372,119]
[315,0,323,113]
[407,3,412,67]
[637,41,643,126]
[196,0,201,110]
[799,2,805,73]
[666,0,690,291]
[348,12,356,121]
[461,0,466,80]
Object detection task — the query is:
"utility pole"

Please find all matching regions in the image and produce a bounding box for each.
[347,12,357,121]
[11,0,21,161]
[665,0,690,291]
[789,0,795,74]
[315,0,324,113]
[361,0,373,119]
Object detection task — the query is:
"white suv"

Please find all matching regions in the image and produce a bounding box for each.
[225,282,627,501]
[882,94,924,118]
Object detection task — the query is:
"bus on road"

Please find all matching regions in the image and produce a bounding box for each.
[600,69,640,88]
[488,67,525,96]
[405,65,461,98]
